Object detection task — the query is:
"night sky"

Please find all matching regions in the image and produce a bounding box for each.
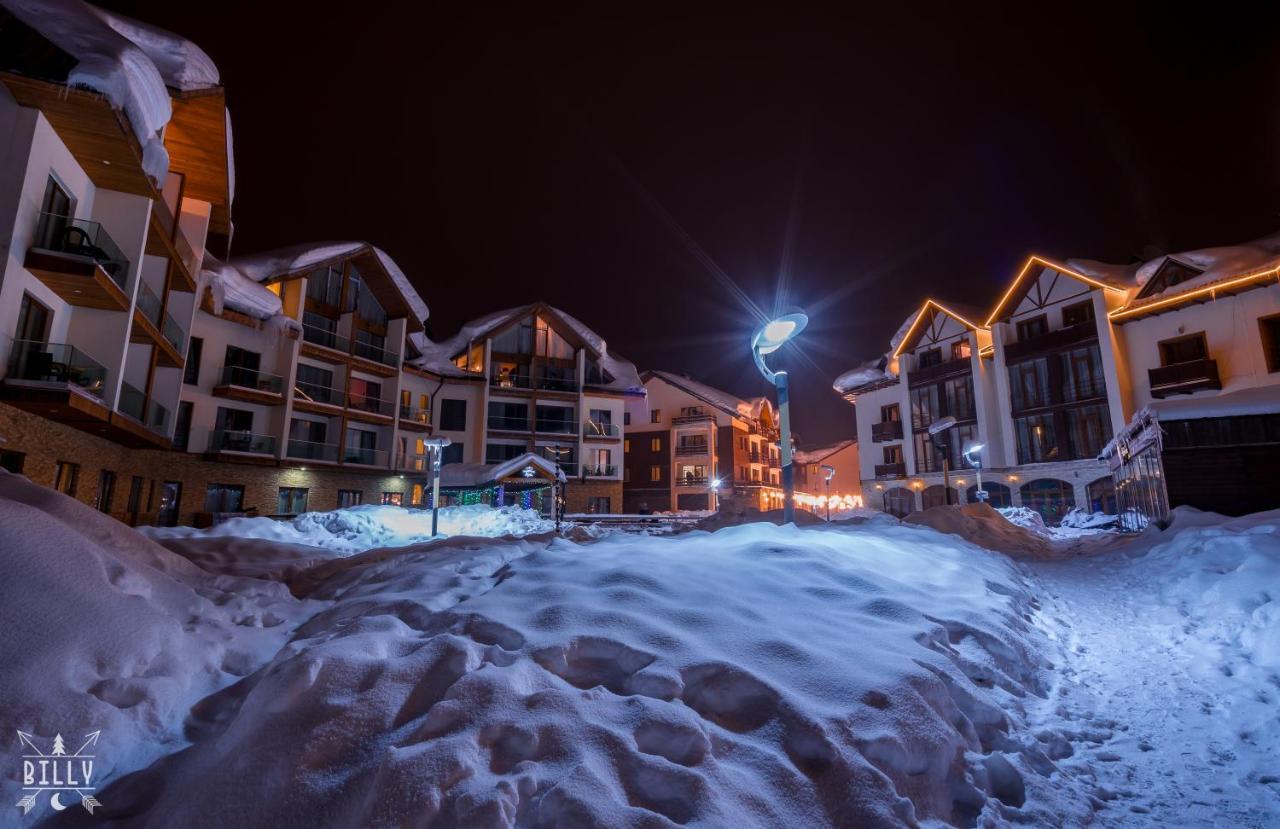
[106,2,1280,444]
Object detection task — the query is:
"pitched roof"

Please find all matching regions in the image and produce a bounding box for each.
[643,370,772,421]
[793,439,856,464]
[892,299,987,358]
[985,255,1127,326]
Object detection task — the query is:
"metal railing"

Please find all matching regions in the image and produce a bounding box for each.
[874,462,906,479]
[583,421,620,438]
[118,382,169,433]
[488,415,530,431]
[396,452,431,472]
[217,365,284,395]
[489,373,580,392]
[209,430,277,455]
[871,420,903,442]
[399,405,431,425]
[583,465,617,477]
[353,338,399,368]
[31,212,129,289]
[286,439,339,462]
[672,408,714,424]
[675,443,710,456]
[535,419,577,435]
[676,476,710,487]
[536,374,579,392]
[5,340,107,398]
[1149,358,1221,398]
[749,451,761,463]
[343,446,388,466]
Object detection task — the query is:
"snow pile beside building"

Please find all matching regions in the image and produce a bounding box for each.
[90,520,1090,827]
[0,470,312,805]
[141,503,555,553]
[908,502,1053,557]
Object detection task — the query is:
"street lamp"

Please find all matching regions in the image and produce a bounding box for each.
[751,310,808,523]
[422,437,452,536]
[546,444,572,533]
[821,464,835,521]
[963,441,986,502]
[708,476,722,511]
[926,415,957,505]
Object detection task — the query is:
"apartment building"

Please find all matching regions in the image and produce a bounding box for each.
[792,439,861,513]
[623,371,782,513]
[837,241,1280,522]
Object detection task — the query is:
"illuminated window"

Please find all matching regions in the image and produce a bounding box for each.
[951,339,971,360]
[650,409,661,423]
[624,439,631,453]
[649,465,662,482]
[650,437,661,452]
[381,491,403,506]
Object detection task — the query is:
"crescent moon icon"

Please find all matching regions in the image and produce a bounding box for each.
[50,792,67,811]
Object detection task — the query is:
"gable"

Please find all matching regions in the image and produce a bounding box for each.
[988,256,1125,325]
[1010,265,1094,319]
[1136,257,1205,299]
[893,301,983,358]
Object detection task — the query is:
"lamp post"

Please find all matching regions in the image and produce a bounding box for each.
[547,444,572,533]
[821,464,835,521]
[963,441,987,502]
[926,415,958,505]
[422,437,452,536]
[709,476,722,512]
[751,311,808,524]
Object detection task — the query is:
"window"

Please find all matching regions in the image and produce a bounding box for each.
[623,467,631,483]
[883,487,914,518]
[739,436,748,450]
[586,496,611,514]
[289,418,327,446]
[951,339,971,360]
[1020,479,1077,523]
[381,492,403,506]
[1260,315,1280,373]
[54,461,78,496]
[182,338,202,384]
[624,439,631,453]
[1008,358,1050,412]
[157,481,181,527]
[16,293,50,343]
[1087,477,1117,514]
[650,437,662,452]
[306,264,343,307]
[882,445,903,464]
[943,375,975,420]
[223,344,261,383]
[277,487,309,516]
[488,401,529,430]
[96,470,116,513]
[348,378,383,413]
[440,399,468,431]
[174,401,193,451]
[215,406,254,436]
[910,385,939,429]
[1159,333,1208,366]
[649,465,662,482]
[205,483,245,513]
[914,432,941,473]
[486,443,527,463]
[966,482,1012,507]
[650,409,661,423]
[441,443,463,465]
[1013,413,1058,464]
[126,476,145,522]
[535,404,575,433]
[1065,404,1111,459]
[295,363,335,403]
[411,484,424,506]
[1062,344,1105,402]
[922,485,954,509]
[1062,301,1094,327]
[1016,316,1048,341]
[0,450,25,474]
[880,404,900,423]
[623,412,631,426]
[34,176,72,250]
[917,348,942,368]
[337,489,363,508]
[344,428,378,464]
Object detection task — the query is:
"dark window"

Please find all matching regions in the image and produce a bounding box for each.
[0,450,26,474]
[96,469,116,513]
[183,337,203,385]
[54,461,78,496]
[1064,404,1111,459]
[289,418,327,444]
[174,401,193,451]
[967,482,1012,507]
[943,375,975,420]
[204,483,245,513]
[441,443,463,465]
[1062,301,1094,327]
[277,487,309,516]
[910,385,939,430]
[535,405,575,433]
[295,364,335,402]
[157,481,181,527]
[914,432,941,473]
[215,406,254,434]
[1008,358,1050,411]
[917,348,942,368]
[35,177,72,250]
[623,412,631,426]
[126,476,145,523]
[586,496,611,514]
[1062,345,1105,401]
[16,293,50,343]
[922,485,954,509]
[882,445,903,464]
[486,443,527,463]
[381,491,403,506]
[337,489,363,508]
[1087,476,1117,514]
[883,487,914,518]
[1014,413,1058,464]
[1159,333,1208,366]
[1260,315,1280,373]
[306,264,343,307]
[1017,316,1048,341]
[440,399,468,431]
[880,403,900,423]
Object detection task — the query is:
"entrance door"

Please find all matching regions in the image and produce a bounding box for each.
[16,294,50,343]
[157,481,182,527]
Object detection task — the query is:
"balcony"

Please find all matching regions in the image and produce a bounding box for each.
[749,450,762,463]
[672,408,714,425]
[676,476,710,487]
[874,462,906,479]
[353,338,400,370]
[207,430,277,456]
[213,366,285,405]
[23,213,130,311]
[675,443,710,456]
[584,465,618,477]
[293,381,345,410]
[488,415,530,432]
[4,340,107,400]
[490,373,580,394]
[399,406,432,431]
[534,419,578,435]
[1149,358,1222,398]
[131,282,184,367]
[908,356,971,387]
[767,457,780,469]
[346,392,395,422]
[302,323,349,353]
[146,198,199,291]
[1003,321,1098,362]
[871,420,903,442]
[343,446,389,467]
[396,452,431,473]
[300,324,399,378]
[583,421,621,439]
[117,382,169,435]
[287,439,340,463]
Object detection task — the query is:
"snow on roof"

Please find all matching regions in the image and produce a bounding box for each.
[1066,258,1142,290]
[832,309,915,394]
[410,304,643,394]
[792,439,856,465]
[645,370,772,421]
[1150,386,1280,421]
[1,0,221,185]
[439,454,566,489]
[1128,231,1280,299]
[200,242,428,325]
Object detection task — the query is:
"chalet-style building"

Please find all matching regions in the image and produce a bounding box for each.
[837,243,1280,523]
[623,371,782,513]
[792,439,861,514]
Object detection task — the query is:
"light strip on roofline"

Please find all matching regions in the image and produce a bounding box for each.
[985,255,1127,327]
[891,300,987,359]
[1108,266,1280,321]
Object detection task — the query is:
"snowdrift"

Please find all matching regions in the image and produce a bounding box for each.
[0,470,312,806]
[86,521,1072,827]
[907,502,1054,558]
[141,503,555,554]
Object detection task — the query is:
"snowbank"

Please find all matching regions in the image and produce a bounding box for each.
[140,504,555,553]
[88,520,1072,826]
[908,502,1054,558]
[0,470,312,807]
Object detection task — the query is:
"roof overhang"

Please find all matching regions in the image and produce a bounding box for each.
[892,299,985,358]
[1109,265,1280,324]
[985,255,1127,327]
[166,87,232,235]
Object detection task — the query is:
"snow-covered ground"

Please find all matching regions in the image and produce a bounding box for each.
[3,467,1278,826]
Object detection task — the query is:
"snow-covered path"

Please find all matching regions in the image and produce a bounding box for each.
[1027,545,1280,827]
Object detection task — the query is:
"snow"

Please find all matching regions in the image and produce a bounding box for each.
[140,504,556,554]
[832,310,915,394]
[1149,385,1280,420]
[792,438,856,465]
[647,369,771,419]
[1,0,221,186]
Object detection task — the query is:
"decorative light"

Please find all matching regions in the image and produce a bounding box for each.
[986,255,1127,327]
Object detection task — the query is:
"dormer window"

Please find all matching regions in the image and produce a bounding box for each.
[1140,257,1205,298]
[918,348,942,369]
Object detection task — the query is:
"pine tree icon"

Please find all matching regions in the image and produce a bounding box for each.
[51,734,65,755]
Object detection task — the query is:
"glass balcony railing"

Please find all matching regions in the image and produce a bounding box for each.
[286,439,339,462]
[399,405,431,426]
[343,446,388,466]
[5,340,107,398]
[135,281,163,327]
[293,381,344,406]
[161,310,185,355]
[488,415,530,431]
[347,393,394,416]
[31,212,129,289]
[209,430,277,455]
[118,381,169,434]
[353,338,399,368]
[582,421,620,438]
[489,373,579,392]
[396,452,431,472]
[535,419,577,435]
[536,375,578,392]
[218,365,284,394]
[302,323,349,353]
[584,465,617,477]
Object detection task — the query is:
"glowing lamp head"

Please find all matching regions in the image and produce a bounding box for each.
[753,311,809,356]
[709,477,722,490]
